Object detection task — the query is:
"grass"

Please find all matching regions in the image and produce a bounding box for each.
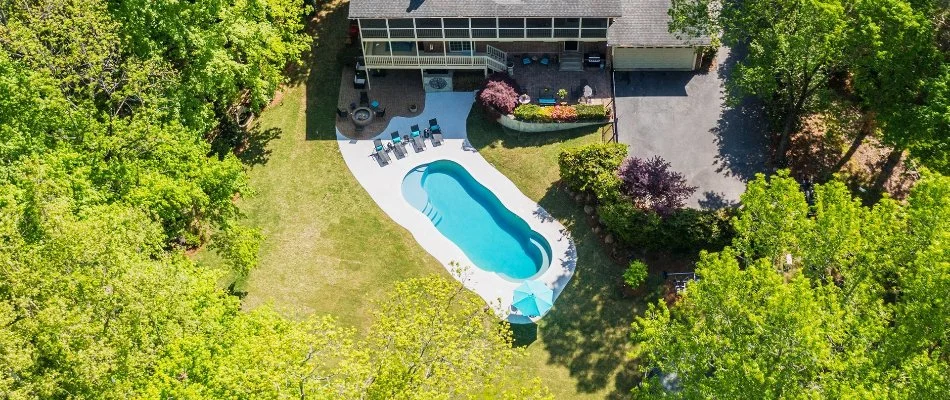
[195,2,445,328]
[197,2,645,398]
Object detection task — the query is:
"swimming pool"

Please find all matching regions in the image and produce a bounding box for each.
[402,160,552,280]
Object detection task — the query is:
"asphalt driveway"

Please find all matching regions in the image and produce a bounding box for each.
[613,48,768,208]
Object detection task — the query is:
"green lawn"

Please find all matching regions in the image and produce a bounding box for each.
[197,2,643,397]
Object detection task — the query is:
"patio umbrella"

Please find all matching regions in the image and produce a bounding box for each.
[512,281,554,317]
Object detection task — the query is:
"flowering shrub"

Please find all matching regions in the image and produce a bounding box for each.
[550,105,577,122]
[512,103,606,123]
[476,73,520,114]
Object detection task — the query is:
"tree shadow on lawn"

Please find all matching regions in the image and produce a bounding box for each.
[303,3,358,141]
[534,185,645,397]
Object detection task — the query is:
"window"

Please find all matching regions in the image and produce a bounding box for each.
[448,41,472,53]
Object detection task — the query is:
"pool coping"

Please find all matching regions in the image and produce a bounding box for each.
[335,91,576,323]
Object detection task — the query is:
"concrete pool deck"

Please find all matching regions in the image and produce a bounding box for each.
[335,92,576,323]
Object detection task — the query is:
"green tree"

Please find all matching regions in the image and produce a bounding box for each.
[631,171,950,397]
[846,0,950,176]
[670,0,848,165]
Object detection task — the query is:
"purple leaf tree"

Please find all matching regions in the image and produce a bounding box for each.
[476,73,520,114]
[618,156,697,215]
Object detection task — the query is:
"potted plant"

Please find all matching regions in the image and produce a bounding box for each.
[408,104,418,113]
[557,88,568,104]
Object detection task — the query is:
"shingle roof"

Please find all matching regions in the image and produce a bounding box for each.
[607,0,711,47]
[348,0,623,18]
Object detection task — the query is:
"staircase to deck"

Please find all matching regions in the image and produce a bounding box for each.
[559,52,583,71]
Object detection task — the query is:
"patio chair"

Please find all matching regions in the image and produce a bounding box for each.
[428,118,441,134]
[359,91,369,107]
[521,54,532,65]
[375,108,386,117]
[336,108,349,119]
[372,138,391,164]
[409,125,426,151]
[390,132,407,158]
[540,54,550,66]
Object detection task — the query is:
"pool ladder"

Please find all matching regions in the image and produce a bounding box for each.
[420,202,444,226]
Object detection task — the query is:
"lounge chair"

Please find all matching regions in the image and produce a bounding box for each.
[409,125,426,152]
[359,91,369,107]
[427,119,444,146]
[372,138,391,164]
[390,132,407,158]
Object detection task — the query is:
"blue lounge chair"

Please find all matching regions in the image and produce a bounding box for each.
[372,138,391,164]
[409,125,425,152]
[428,118,444,146]
[390,132,407,158]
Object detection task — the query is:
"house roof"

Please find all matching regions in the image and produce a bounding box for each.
[348,0,623,19]
[607,0,711,47]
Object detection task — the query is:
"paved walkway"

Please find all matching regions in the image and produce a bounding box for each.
[613,48,768,208]
[335,92,576,323]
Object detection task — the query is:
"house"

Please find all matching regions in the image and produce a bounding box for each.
[348,0,709,90]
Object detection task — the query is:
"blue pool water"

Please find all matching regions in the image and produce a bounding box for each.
[402,160,552,280]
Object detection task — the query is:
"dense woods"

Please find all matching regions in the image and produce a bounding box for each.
[632,172,950,397]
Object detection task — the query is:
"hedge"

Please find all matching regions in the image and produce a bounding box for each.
[599,202,735,255]
[513,103,607,123]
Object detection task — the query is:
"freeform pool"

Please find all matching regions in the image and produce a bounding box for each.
[402,160,552,280]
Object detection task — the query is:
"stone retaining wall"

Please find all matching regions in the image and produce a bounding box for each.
[497,115,607,132]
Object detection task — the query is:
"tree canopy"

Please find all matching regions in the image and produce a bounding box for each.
[631,171,950,397]
[669,0,950,171]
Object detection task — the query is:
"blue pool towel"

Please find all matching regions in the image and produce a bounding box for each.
[393,137,402,143]
[375,145,384,151]
[431,124,440,131]
[411,131,420,137]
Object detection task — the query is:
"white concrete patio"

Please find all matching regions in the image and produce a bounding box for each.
[335,92,576,323]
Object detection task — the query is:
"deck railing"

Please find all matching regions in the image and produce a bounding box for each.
[363,54,507,72]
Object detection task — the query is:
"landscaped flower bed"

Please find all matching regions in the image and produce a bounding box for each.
[513,103,608,123]
[476,73,610,132]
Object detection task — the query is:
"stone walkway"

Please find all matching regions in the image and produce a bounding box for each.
[335,92,576,323]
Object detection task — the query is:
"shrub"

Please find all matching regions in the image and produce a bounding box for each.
[574,104,608,121]
[618,155,697,215]
[599,201,662,249]
[599,201,736,254]
[550,105,578,122]
[477,74,520,114]
[660,208,735,254]
[513,104,550,122]
[558,143,627,202]
[624,260,649,288]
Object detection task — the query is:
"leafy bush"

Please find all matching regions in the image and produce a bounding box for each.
[599,201,735,254]
[550,105,578,122]
[477,74,520,114]
[618,155,697,215]
[558,143,628,202]
[624,260,649,288]
[513,104,550,122]
[599,201,662,248]
[574,104,608,121]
